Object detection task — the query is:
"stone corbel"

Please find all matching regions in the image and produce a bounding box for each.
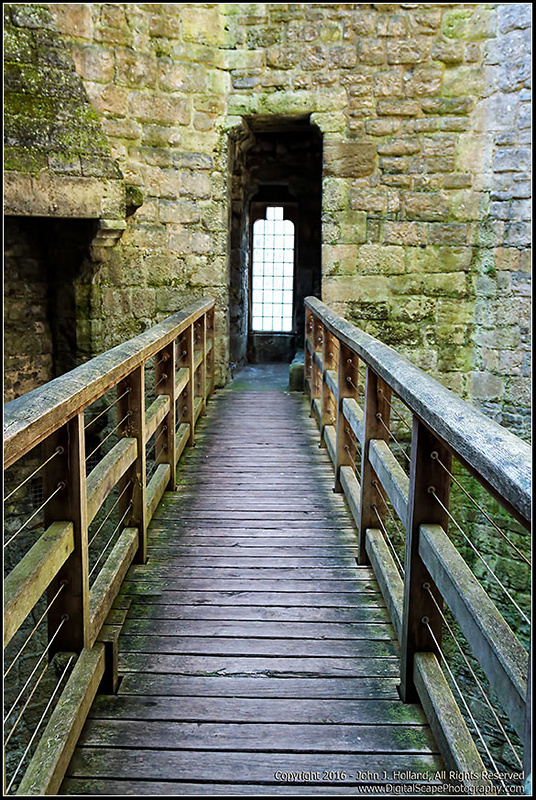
[90,218,127,263]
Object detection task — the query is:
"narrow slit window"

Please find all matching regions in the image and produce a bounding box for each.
[251,206,295,332]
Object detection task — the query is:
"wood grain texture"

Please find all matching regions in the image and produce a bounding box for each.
[4,299,214,468]
[305,296,531,525]
[62,379,444,793]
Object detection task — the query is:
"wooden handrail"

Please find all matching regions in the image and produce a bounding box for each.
[306,297,531,526]
[304,296,531,789]
[4,298,214,469]
[3,297,216,794]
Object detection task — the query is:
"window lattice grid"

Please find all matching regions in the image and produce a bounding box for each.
[251,206,295,333]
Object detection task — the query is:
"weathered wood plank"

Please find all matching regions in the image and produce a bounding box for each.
[144,395,170,443]
[419,523,528,737]
[89,694,423,725]
[59,778,407,795]
[340,465,361,528]
[305,296,531,525]
[127,565,369,581]
[117,674,401,699]
[119,578,380,593]
[4,298,215,468]
[66,749,444,784]
[78,718,437,753]
[368,438,409,525]
[59,368,444,795]
[414,652,492,791]
[365,528,404,641]
[325,368,338,401]
[145,556,358,569]
[117,635,398,658]
[86,438,137,526]
[174,422,190,465]
[118,652,399,677]
[342,397,364,445]
[121,618,394,640]
[125,604,390,623]
[17,644,105,796]
[116,589,385,605]
[323,424,337,466]
[175,366,189,398]
[4,521,74,647]
[89,527,138,642]
[145,463,171,524]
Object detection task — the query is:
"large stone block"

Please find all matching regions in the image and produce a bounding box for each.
[373,69,404,97]
[322,244,358,275]
[442,66,489,98]
[49,4,93,39]
[71,43,114,82]
[115,47,157,89]
[323,142,376,177]
[442,7,497,40]
[470,371,505,401]
[128,92,190,126]
[386,38,431,64]
[383,221,429,246]
[404,191,449,221]
[323,274,389,302]
[358,244,405,275]
[169,227,212,256]
[182,6,225,46]
[422,271,469,299]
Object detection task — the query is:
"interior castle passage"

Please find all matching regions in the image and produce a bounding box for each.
[3,2,532,797]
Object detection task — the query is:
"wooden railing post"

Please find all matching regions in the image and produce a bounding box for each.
[310,315,322,414]
[155,341,176,490]
[178,325,195,447]
[44,414,90,653]
[304,307,313,399]
[196,317,207,417]
[320,328,337,439]
[334,342,358,492]
[117,365,147,564]
[523,640,531,788]
[399,417,451,702]
[206,306,215,400]
[357,367,391,565]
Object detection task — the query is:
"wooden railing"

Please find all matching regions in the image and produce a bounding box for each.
[3,298,215,795]
[305,296,531,792]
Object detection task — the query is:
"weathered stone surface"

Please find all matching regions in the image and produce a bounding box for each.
[4,0,532,456]
[324,142,376,177]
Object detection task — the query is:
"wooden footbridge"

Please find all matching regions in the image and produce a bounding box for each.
[4,298,531,796]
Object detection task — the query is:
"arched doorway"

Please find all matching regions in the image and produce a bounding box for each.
[229,115,322,366]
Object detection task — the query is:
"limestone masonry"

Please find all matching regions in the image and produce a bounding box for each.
[3,3,532,439]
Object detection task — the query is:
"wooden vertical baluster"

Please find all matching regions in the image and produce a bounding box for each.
[185,324,195,446]
[358,368,392,565]
[311,316,322,420]
[117,366,147,565]
[523,642,531,788]
[205,306,215,400]
[199,314,207,415]
[304,307,313,400]
[334,343,358,493]
[44,414,90,653]
[155,341,176,490]
[399,417,451,702]
[321,329,336,440]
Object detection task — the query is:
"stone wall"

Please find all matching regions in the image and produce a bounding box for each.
[470,3,531,439]
[4,3,531,422]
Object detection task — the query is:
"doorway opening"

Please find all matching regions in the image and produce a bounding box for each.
[229,116,322,366]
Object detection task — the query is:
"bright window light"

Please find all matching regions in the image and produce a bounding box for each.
[251,206,294,332]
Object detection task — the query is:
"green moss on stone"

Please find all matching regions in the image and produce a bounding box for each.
[346,299,390,321]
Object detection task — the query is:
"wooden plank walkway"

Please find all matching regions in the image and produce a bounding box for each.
[61,368,445,795]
